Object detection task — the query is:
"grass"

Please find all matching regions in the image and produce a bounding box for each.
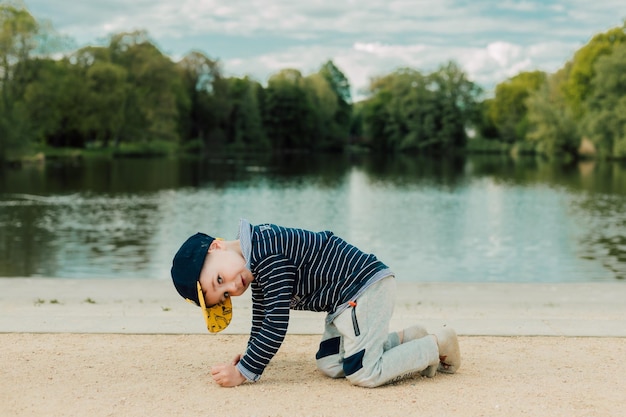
[111,140,177,157]
[465,137,512,154]
[10,140,180,164]
[34,298,62,305]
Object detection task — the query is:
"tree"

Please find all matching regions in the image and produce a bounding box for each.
[361,63,480,153]
[563,24,626,118]
[82,61,129,146]
[318,60,351,103]
[317,60,352,149]
[20,58,88,147]
[263,69,315,149]
[108,31,182,144]
[525,68,579,157]
[489,70,546,143]
[429,61,483,149]
[223,76,267,150]
[0,4,37,102]
[475,98,499,139]
[176,51,224,148]
[302,73,339,149]
[363,68,429,151]
[0,4,38,159]
[361,89,393,150]
[582,43,626,158]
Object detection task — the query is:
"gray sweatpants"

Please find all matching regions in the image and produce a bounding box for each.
[316,276,439,387]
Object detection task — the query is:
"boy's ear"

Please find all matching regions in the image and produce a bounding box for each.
[208,238,224,252]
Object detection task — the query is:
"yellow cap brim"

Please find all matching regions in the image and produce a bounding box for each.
[196,281,232,333]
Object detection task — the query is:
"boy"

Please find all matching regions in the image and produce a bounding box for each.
[171,219,460,388]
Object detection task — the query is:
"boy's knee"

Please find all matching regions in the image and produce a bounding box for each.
[342,349,365,377]
[343,349,388,388]
[317,360,345,378]
[347,377,378,388]
[345,368,380,388]
[316,336,344,378]
[342,349,380,387]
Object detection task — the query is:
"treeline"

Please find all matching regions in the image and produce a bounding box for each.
[1,4,625,162]
[0,5,357,160]
[357,22,626,160]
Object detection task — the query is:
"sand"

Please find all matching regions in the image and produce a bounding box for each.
[2,333,625,417]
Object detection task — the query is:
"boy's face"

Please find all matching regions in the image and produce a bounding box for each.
[198,240,254,307]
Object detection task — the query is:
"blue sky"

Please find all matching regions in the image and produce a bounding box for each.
[15,0,626,99]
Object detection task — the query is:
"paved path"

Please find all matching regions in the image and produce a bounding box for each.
[1,278,625,336]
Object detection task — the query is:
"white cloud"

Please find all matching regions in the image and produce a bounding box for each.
[353,42,428,61]
[21,0,625,101]
[227,31,606,101]
[497,0,541,12]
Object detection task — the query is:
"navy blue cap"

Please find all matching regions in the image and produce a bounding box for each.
[171,232,215,305]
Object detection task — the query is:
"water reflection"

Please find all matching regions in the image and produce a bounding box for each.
[1,153,625,281]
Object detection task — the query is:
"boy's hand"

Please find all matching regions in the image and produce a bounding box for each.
[211,355,246,387]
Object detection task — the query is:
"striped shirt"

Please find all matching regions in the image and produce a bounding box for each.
[235,219,392,382]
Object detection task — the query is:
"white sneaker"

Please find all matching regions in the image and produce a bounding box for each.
[434,327,461,374]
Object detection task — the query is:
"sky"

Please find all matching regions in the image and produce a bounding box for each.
[13,0,626,100]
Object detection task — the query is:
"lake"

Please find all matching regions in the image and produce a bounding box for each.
[1,152,625,283]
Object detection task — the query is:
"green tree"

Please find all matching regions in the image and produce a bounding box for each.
[582,43,626,158]
[361,63,480,152]
[223,76,267,150]
[176,51,224,149]
[475,98,499,139]
[303,73,339,149]
[563,24,626,118]
[19,58,88,147]
[319,60,351,103]
[361,89,393,150]
[263,69,315,149]
[525,68,579,157]
[489,70,546,143]
[429,61,483,149]
[317,60,352,149]
[0,4,38,159]
[82,60,129,147]
[362,68,428,151]
[108,31,182,144]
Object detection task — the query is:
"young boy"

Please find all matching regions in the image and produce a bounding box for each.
[171,219,460,388]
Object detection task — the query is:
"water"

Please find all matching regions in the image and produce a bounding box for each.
[1,153,625,282]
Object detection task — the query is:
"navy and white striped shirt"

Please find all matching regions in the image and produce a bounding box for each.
[235,219,392,382]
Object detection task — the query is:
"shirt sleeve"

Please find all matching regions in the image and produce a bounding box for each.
[237,254,296,381]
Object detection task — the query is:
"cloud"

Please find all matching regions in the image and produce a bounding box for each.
[21,0,625,101]
[225,34,585,101]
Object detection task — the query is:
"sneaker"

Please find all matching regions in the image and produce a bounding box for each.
[434,327,461,374]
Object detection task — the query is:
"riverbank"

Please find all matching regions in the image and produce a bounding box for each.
[2,279,625,336]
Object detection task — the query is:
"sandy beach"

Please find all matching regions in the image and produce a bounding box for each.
[2,279,626,416]
[2,334,626,417]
